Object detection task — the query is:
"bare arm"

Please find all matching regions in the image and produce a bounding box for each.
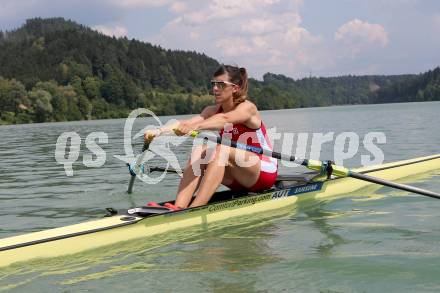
[161,105,218,131]
[193,102,259,131]
[184,105,218,125]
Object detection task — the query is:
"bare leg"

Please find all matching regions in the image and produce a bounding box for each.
[189,145,261,207]
[189,147,226,207]
[174,145,208,208]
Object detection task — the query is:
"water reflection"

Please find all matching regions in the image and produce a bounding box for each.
[0,205,295,291]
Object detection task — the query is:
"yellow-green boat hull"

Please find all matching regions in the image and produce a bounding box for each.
[0,154,439,267]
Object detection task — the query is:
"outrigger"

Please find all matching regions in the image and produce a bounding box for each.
[0,132,439,267]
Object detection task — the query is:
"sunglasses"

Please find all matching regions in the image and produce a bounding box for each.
[210,80,237,90]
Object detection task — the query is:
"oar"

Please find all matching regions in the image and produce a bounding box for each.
[188,131,440,200]
[127,140,151,194]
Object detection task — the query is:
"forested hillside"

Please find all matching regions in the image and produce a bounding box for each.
[372,67,440,103]
[0,18,438,124]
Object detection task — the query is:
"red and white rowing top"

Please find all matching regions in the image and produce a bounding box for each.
[219,120,278,174]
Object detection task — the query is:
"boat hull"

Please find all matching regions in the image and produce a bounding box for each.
[0,154,439,267]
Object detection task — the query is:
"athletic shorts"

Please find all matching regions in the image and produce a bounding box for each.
[225,170,278,192]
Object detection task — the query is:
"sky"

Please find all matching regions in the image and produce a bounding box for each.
[1,0,440,79]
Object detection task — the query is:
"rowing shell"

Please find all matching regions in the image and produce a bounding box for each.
[0,154,439,267]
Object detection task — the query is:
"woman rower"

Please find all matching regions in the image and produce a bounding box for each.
[144,65,278,210]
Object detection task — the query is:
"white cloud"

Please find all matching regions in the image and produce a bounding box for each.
[169,1,187,13]
[215,37,253,57]
[335,19,389,57]
[284,26,311,46]
[182,11,208,25]
[189,31,200,40]
[241,18,279,35]
[208,0,272,19]
[252,36,268,49]
[148,1,328,78]
[93,25,128,37]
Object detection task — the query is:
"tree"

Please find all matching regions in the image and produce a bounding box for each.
[78,95,92,119]
[28,89,53,122]
[101,64,125,105]
[123,79,140,108]
[91,98,110,119]
[70,76,85,96]
[186,95,194,114]
[52,92,68,121]
[0,78,28,115]
[83,76,101,99]
[57,85,82,121]
[34,80,59,96]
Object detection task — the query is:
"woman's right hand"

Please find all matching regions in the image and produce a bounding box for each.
[144,128,162,142]
[174,121,196,136]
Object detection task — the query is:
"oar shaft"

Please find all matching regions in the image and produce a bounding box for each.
[349,172,440,199]
[197,133,307,165]
[196,133,348,176]
[192,131,439,200]
[133,130,437,200]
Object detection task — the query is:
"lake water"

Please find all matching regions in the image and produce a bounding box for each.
[0,102,439,292]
